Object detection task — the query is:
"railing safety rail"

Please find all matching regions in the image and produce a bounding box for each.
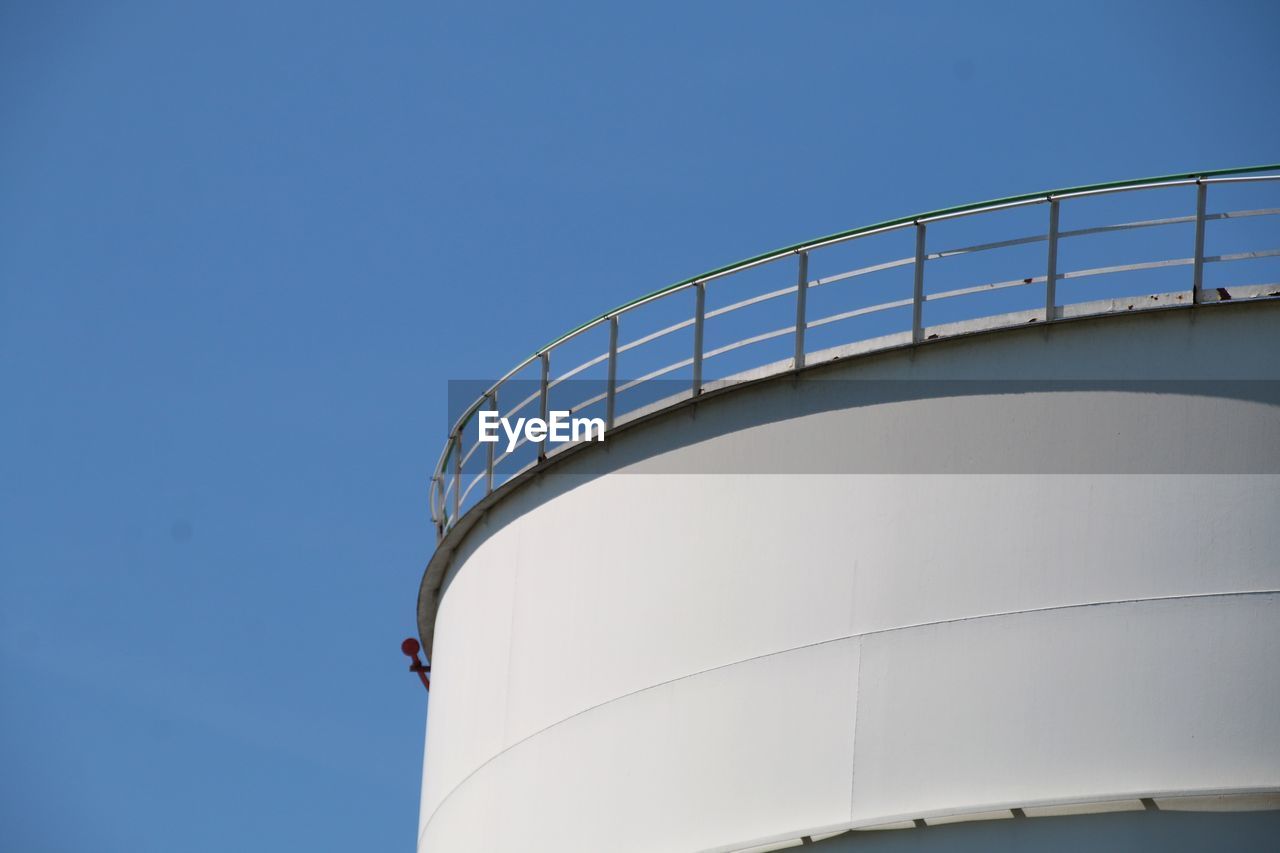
[430,165,1280,538]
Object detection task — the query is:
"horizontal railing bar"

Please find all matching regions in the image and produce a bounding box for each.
[501,387,542,423]
[1060,214,1194,239]
[548,350,610,389]
[805,297,915,330]
[459,470,486,506]
[491,440,528,471]
[997,249,1280,294]
[926,275,1043,303]
[701,325,796,361]
[1056,248,1280,287]
[500,455,540,487]
[928,232,1047,260]
[617,317,695,355]
[706,284,799,320]
[1055,207,1277,243]
[804,207,1279,317]
[603,253,799,327]
[609,280,814,365]
[615,357,695,394]
[927,212,1194,265]
[811,255,916,288]
[1206,207,1280,221]
[490,416,587,469]
[1058,256,1192,281]
[458,435,483,469]
[1204,247,1280,263]
[926,208,1279,267]
[565,388,610,413]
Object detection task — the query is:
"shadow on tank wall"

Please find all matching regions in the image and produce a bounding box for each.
[431,301,1280,604]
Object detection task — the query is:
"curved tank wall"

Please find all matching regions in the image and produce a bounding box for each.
[417,300,1280,853]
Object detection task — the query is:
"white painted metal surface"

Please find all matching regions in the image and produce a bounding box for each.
[417,301,1280,852]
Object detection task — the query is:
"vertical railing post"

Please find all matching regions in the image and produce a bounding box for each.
[451,431,461,520]
[538,351,550,460]
[912,222,927,343]
[1045,198,1060,321]
[692,281,705,396]
[605,315,618,430]
[794,251,809,370]
[1192,180,1207,303]
[485,388,496,495]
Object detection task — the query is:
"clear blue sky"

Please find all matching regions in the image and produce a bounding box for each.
[1,2,1276,851]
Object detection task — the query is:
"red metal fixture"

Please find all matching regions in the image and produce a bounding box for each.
[401,637,430,691]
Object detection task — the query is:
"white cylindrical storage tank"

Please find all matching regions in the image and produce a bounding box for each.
[416,170,1280,852]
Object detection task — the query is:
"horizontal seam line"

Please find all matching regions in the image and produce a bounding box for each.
[419,587,1279,840]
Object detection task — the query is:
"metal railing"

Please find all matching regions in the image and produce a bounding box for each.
[430,165,1280,540]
